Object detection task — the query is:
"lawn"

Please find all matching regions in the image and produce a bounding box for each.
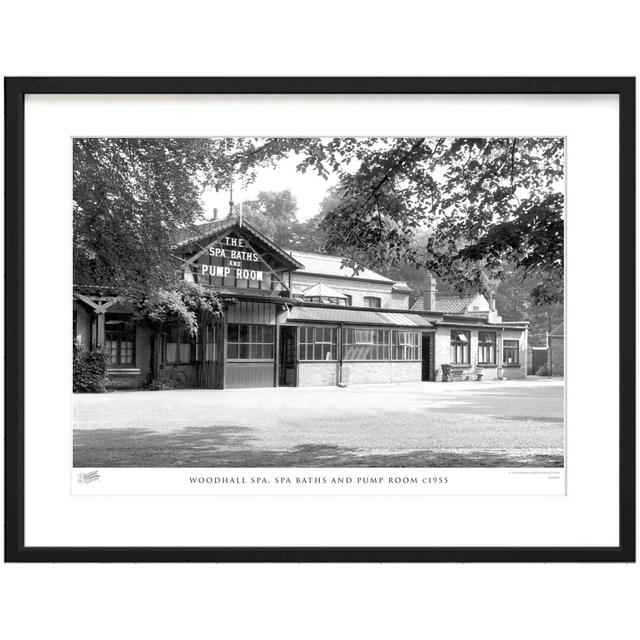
[73,379,564,468]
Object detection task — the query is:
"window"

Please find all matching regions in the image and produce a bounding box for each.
[165,326,193,364]
[342,328,390,360]
[363,296,382,308]
[299,326,338,360]
[304,296,346,306]
[450,330,470,364]
[503,339,520,365]
[393,331,420,360]
[105,313,135,365]
[227,324,274,360]
[344,295,352,306]
[478,331,496,364]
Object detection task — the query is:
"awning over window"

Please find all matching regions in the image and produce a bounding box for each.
[287,306,433,327]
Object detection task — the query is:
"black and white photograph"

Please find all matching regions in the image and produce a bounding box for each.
[72,135,565,470]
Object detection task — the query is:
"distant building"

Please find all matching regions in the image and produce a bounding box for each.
[73,218,528,389]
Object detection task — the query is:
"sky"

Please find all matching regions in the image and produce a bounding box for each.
[200,154,339,222]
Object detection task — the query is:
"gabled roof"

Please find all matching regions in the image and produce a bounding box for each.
[175,218,303,271]
[549,322,564,337]
[288,250,394,283]
[300,282,348,299]
[392,281,412,293]
[411,294,479,313]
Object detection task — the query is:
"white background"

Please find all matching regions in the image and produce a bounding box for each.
[1,1,638,639]
[25,94,609,547]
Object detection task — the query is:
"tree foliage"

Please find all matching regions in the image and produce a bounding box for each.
[234,190,299,247]
[140,282,223,336]
[73,137,247,299]
[225,137,565,305]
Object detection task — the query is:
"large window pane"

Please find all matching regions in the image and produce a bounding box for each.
[226,323,275,360]
[478,331,496,364]
[105,313,136,365]
[342,327,390,360]
[393,330,419,360]
[450,330,470,364]
[298,325,338,361]
[503,339,520,364]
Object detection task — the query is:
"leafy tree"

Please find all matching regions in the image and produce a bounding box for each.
[140,281,223,336]
[226,137,565,305]
[493,266,563,346]
[73,137,247,299]
[234,190,299,247]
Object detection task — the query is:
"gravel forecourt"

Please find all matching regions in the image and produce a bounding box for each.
[73,378,564,467]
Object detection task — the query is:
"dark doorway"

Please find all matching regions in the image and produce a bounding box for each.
[421,333,432,381]
[531,347,548,375]
[279,326,297,386]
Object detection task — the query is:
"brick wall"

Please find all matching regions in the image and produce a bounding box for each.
[342,361,421,385]
[391,292,410,309]
[548,336,564,376]
[297,362,339,386]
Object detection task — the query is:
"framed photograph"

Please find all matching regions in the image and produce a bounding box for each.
[4,77,635,562]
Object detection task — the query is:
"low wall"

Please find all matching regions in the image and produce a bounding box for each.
[297,362,339,387]
[297,361,422,387]
[342,361,421,385]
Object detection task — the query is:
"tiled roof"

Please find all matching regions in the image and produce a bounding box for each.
[411,295,478,313]
[172,218,231,247]
[287,250,394,283]
[288,305,432,327]
[549,322,564,337]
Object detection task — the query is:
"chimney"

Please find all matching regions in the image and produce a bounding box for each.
[212,207,218,220]
[422,273,437,311]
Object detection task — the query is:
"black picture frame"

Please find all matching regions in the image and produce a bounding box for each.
[4,76,635,563]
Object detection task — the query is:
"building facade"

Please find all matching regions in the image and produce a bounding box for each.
[73,219,528,390]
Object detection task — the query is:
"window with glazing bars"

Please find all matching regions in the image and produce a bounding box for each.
[363,296,382,308]
[298,326,338,360]
[478,331,496,364]
[503,339,520,364]
[392,330,420,360]
[342,328,390,360]
[450,330,470,364]
[104,313,135,365]
[226,324,275,360]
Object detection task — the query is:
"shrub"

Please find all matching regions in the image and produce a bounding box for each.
[536,364,551,377]
[73,342,110,392]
